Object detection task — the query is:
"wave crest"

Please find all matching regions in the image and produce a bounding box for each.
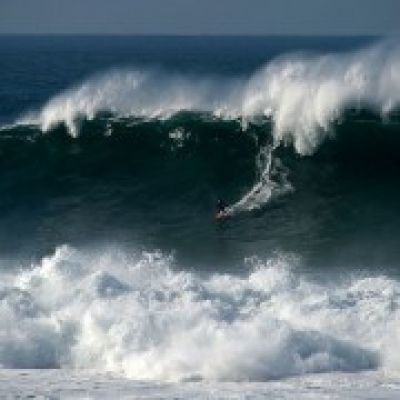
[19,39,400,156]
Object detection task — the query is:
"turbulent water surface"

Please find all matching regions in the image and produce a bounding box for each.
[1,35,400,385]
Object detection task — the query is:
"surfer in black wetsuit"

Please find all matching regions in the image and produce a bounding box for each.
[216,199,227,213]
[215,198,231,220]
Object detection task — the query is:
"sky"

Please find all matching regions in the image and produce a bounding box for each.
[1,0,399,36]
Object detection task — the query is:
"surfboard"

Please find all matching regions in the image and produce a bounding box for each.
[214,210,231,221]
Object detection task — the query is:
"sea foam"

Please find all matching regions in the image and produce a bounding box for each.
[1,245,400,381]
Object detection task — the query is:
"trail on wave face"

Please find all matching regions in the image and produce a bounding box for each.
[2,245,400,381]
[17,39,400,213]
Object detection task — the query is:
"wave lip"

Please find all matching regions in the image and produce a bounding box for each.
[240,39,400,154]
[2,245,400,381]
[20,69,242,137]
[17,39,400,156]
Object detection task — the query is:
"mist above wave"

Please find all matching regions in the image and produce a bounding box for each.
[20,39,400,155]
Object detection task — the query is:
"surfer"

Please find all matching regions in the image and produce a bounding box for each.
[215,199,229,220]
[216,199,227,213]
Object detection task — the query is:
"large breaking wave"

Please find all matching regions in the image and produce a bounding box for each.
[9,39,400,213]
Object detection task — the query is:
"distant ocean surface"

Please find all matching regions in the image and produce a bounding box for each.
[2,35,400,386]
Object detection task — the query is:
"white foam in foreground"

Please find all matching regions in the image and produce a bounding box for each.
[2,369,400,399]
[2,245,400,382]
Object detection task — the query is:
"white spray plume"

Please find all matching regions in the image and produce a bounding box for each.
[19,39,400,155]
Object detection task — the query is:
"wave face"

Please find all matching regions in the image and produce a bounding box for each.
[3,245,400,380]
[2,107,400,270]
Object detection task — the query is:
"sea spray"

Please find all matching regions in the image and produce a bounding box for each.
[17,39,400,156]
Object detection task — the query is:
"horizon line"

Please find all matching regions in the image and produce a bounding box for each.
[0,33,384,38]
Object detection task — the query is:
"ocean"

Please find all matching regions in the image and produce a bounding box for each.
[1,35,400,398]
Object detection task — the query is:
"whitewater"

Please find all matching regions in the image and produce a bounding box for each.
[2,245,400,398]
